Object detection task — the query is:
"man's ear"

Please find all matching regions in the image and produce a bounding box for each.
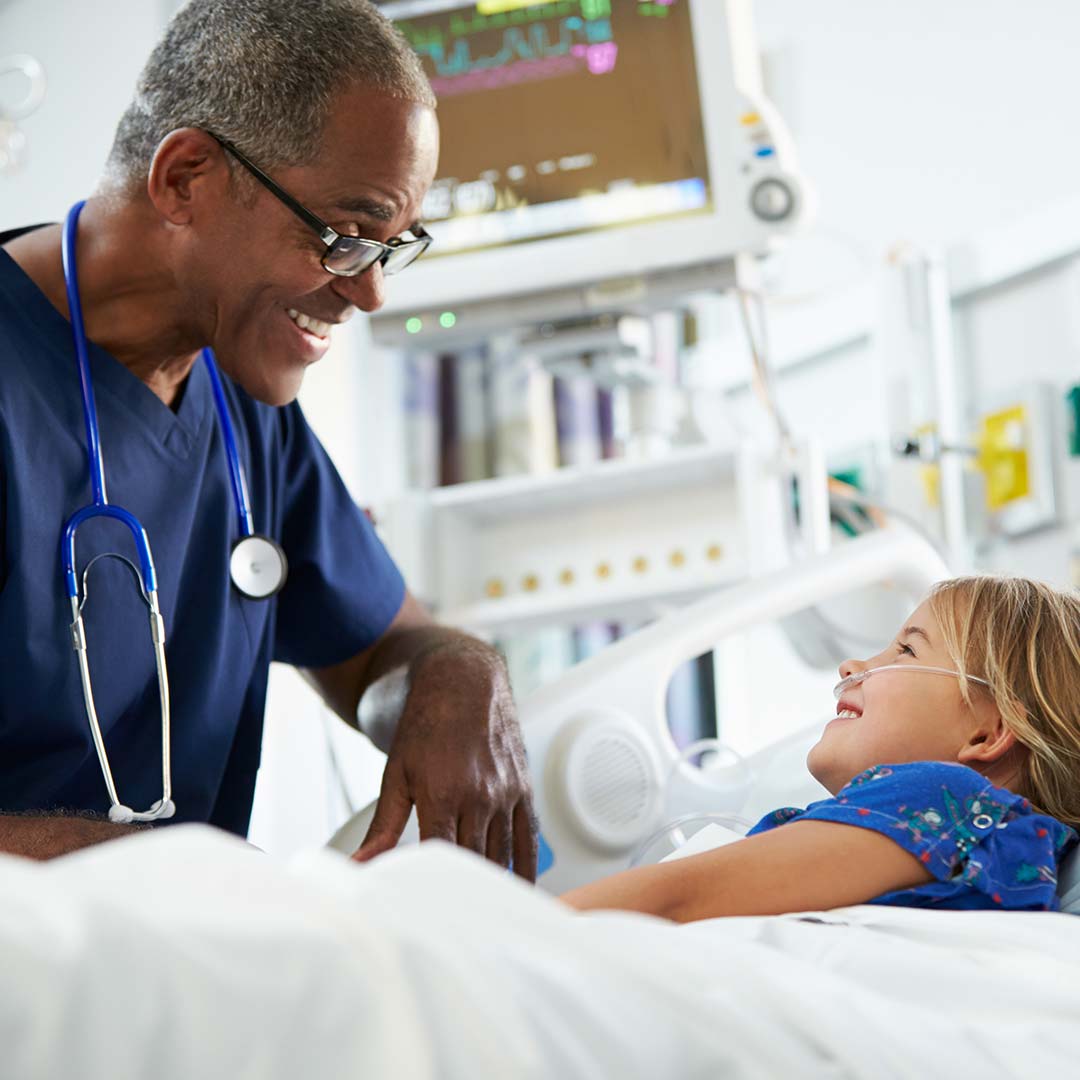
[146,128,226,225]
[957,709,1018,767]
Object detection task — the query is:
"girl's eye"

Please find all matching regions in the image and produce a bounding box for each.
[897,642,916,657]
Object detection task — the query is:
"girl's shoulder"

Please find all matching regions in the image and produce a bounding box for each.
[752,760,1077,910]
[754,760,1073,856]
[827,761,1075,861]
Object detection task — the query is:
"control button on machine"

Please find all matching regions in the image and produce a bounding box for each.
[750,177,795,222]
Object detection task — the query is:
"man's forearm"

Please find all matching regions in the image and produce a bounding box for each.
[303,589,507,752]
[0,812,146,860]
[356,627,504,753]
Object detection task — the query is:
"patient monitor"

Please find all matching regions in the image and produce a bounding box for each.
[373,0,810,343]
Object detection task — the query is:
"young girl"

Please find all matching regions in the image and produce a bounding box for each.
[563,576,1080,922]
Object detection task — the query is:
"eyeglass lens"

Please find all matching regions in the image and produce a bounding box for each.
[323,236,384,275]
[323,235,429,277]
[381,241,428,275]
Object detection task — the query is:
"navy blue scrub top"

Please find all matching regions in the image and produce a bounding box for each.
[0,229,405,835]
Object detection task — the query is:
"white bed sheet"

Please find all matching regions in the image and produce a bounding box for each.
[1,826,1077,1080]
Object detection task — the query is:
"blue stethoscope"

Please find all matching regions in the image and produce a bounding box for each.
[60,200,288,823]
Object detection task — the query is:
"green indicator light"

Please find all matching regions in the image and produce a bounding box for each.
[439,311,457,329]
[406,317,423,335]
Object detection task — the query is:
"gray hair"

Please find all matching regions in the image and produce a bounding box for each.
[106,0,435,190]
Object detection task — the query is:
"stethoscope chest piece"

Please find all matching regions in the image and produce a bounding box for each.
[230,535,288,599]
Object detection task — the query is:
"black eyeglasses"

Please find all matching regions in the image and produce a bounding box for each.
[210,133,432,277]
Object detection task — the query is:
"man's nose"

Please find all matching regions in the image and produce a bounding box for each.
[330,262,386,313]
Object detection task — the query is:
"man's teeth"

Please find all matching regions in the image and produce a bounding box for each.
[287,308,332,338]
[837,709,860,719]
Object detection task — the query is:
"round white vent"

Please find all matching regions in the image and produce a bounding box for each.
[551,711,663,853]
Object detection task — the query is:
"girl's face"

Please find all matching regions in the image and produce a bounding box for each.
[807,600,1003,794]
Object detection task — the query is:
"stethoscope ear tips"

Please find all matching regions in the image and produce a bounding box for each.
[107,798,176,824]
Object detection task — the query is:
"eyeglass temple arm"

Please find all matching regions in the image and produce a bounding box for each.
[207,132,337,243]
[390,222,432,247]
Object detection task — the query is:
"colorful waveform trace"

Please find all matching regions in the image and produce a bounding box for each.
[396,1,641,97]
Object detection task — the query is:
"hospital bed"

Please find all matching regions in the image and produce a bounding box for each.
[518,525,949,891]
[330,525,1080,912]
[329,526,947,882]
[5,530,1079,1080]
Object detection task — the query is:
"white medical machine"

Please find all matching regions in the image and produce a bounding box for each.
[382,440,830,636]
[520,527,949,893]
[369,0,818,625]
[372,0,810,344]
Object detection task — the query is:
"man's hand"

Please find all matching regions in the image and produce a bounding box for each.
[352,640,538,880]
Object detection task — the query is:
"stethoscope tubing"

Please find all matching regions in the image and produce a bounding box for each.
[59,198,286,821]
[61,201,107,506]
[202,348,255,537]
[61,202,159,598]
[62,504,158,599]
[61,199,174,822]
[63,200,254,545]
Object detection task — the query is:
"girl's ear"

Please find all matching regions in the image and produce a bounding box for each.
[957,708,1017,767]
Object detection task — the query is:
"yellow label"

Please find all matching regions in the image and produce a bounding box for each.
[919,464,941,509]
[976,405,1030,510]
[915,423,940,508]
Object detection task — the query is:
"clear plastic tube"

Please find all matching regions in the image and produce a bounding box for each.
[833,664,990,700]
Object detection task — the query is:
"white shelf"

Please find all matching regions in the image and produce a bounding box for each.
[383,442,793,633]
[426,443,740,520]
[444,569,744,635]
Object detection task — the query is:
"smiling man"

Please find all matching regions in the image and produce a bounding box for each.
[0,0,537,876]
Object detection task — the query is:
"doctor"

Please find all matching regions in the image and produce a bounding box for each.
[0,0,537,875]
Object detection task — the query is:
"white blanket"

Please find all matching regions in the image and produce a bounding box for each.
[1,826,1077,1080]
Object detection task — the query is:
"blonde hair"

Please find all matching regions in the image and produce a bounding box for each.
[929,576,1080,829]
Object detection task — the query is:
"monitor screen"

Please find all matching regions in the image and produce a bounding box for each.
[382,0,712,258]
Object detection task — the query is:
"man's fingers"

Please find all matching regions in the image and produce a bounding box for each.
[352,761,413,862]
[511,800,539,882]
[486,812,512,868]
[457,811,490,858]
[417,805,457,844]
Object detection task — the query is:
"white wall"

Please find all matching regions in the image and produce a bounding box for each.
[756,0,1080,260]
[0,0,175,225]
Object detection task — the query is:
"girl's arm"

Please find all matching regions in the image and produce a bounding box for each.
[561,820,934,923]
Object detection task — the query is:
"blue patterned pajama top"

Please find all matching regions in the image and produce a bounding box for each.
[748,762,1078,911]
